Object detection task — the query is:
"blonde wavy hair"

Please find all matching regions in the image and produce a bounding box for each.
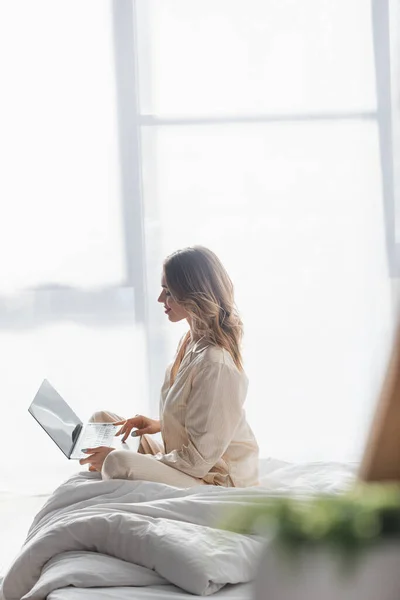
[164,246,244,385]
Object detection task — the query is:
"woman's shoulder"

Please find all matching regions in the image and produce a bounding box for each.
[192,339,245,375]
[202,344,230,364]
[192,344,249,397]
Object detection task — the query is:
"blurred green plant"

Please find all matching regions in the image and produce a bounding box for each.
[223,485,400,556]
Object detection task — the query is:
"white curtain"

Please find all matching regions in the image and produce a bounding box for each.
[0,0,396,496]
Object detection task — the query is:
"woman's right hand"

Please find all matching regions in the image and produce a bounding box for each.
[114,415,161,442]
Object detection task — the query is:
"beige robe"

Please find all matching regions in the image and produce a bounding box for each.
[143,338,259,487]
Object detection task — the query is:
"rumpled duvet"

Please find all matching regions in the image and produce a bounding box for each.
[0,472,274,600]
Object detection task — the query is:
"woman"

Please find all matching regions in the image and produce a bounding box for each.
[80,246,259,487]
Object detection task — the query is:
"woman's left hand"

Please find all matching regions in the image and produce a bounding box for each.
[79,446,115,472]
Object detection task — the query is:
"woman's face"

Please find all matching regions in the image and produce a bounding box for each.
[158,274,190,323]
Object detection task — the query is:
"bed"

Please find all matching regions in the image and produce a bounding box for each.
[47,582,254,599]
[0,459,355,600]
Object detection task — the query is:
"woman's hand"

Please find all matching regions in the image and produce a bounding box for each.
[79,446,115,472]
[114,415,161,442]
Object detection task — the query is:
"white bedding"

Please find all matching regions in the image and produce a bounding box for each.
[0,460,356,600]
[47,582,254,600]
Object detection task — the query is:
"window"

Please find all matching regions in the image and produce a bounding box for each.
[134,0,394,462]
[0,1,148,492]
[0,1,396,495]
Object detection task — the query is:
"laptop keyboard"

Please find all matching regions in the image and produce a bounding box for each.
[75,423,118,457]
[84,423,117,444]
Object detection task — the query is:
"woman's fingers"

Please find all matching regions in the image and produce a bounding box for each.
[116,422,130,436]
[113,421,125,426]
[120,424,132,439]
[79,447,105,464]
[115,419,136,436]
[122,427,134,442]
[131,426,151,438]
[116,418,143,438]
[120,419,144,442]
[79,452,96,465]
[79,447,112,469]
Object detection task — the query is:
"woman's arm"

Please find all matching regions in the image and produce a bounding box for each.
[155,361,247,478]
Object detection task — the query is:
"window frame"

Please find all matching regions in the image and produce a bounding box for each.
[0,0,395,416]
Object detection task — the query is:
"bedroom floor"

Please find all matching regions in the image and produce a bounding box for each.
[0,462,79,575]
[0,494,49,574]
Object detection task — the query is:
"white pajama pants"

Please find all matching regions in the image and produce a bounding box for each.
[89,411,206,488]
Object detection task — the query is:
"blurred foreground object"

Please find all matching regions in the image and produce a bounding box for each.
[360,324,400,482]
[224,486,400,600]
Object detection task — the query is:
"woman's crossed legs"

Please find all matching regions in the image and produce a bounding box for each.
[88,410,205,488]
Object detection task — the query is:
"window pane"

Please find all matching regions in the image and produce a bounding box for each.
[142,120,392,462]
[137,0,376,116]
[0,1,125,291]
[390,0,400,242]
[0,294,148,494]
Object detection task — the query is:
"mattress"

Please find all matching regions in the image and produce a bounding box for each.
[48,582,254,600]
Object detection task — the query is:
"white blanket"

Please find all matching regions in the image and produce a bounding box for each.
[0,473,278,600]
[0,462,355,600]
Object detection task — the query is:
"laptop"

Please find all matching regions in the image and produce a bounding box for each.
[28,379,119,460]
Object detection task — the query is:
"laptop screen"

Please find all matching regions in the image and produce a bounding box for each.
[28,379,82,458]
